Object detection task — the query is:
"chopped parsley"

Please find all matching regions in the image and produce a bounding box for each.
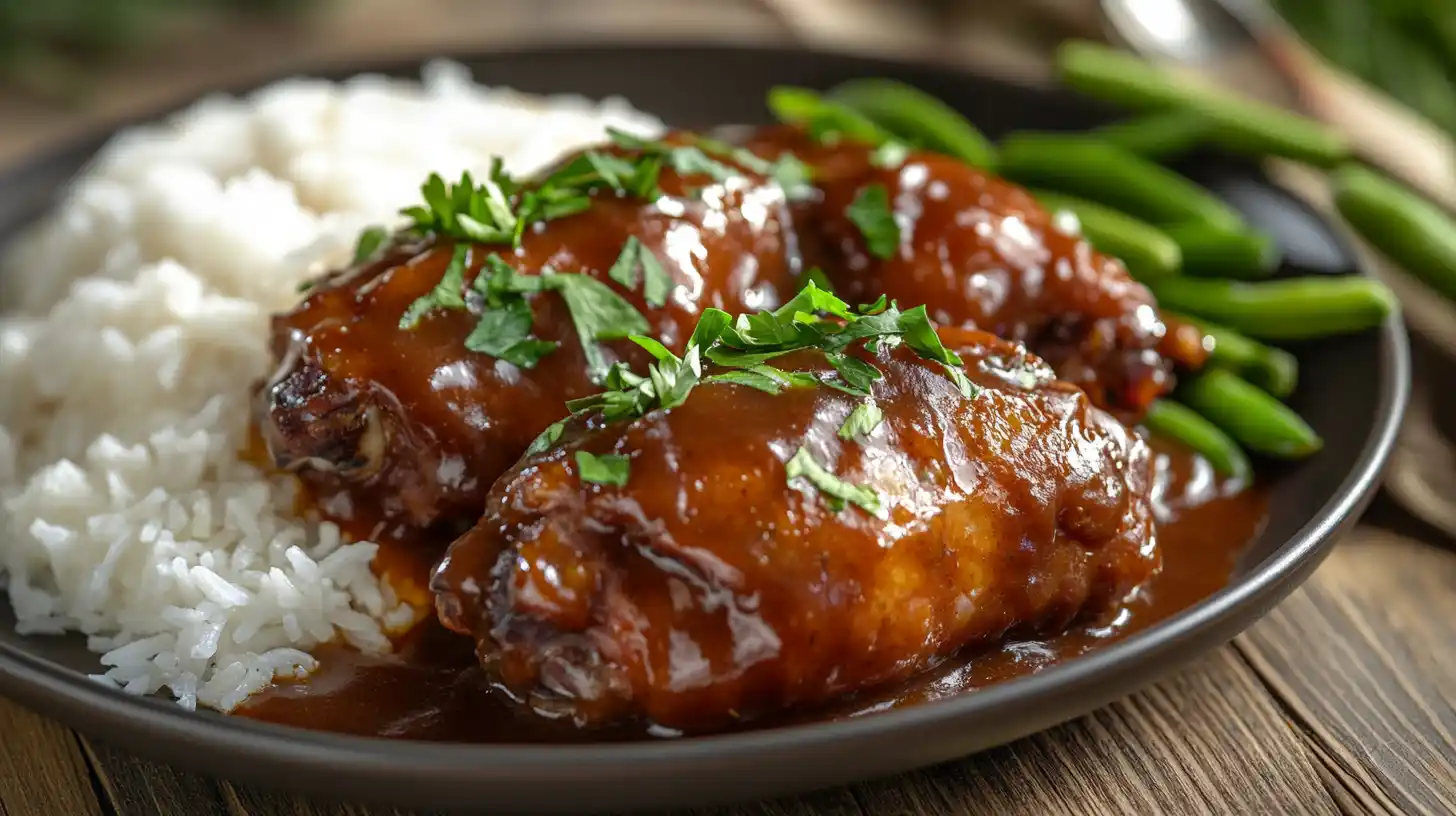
[608,236,674,308]
[606,129,738,185]
[838,402,884,441]
[553,274,653,381]
[463,255,558,367]
[525,420,566,457]
[575,451,631,486]
[531,283,986,518]
[871,141,911,170]
[557,281,977,432]
[784,446,882,516]
[402,168,519,245]
[352,226,390,265]
[768,154,814,201]
[824,353,882,396]
[399,244,471,330]
[617,129,815,202]
[397,246,647,380]
[846,183,901,260]
[858,294,889,315]
[387,128,820,374]
[703,364,819,395]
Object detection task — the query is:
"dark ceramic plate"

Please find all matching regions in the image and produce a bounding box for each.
[0,44,1409,814]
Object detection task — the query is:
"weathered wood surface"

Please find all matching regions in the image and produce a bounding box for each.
[4,523,1452,816]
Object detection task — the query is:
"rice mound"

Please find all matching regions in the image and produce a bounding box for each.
[0,62,665,711]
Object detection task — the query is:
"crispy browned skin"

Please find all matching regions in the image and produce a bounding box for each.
[257,141,802,532]
[431,329,1158,730]
[746,126,1205,416]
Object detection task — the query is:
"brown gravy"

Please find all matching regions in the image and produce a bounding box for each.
[239,441,1266,742]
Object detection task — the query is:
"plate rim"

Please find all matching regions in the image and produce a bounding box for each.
[0,40,1412,812]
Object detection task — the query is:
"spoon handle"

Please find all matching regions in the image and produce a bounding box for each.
[1244,13,1456,213]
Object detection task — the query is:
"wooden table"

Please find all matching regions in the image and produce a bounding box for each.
[1,2,1454,814]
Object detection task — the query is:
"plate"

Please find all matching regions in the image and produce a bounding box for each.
[0,44,1409,814]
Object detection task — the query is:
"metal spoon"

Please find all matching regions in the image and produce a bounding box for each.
[1102,0,1277,74]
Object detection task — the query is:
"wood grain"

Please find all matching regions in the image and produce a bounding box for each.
[1234,530,1456,816]
[81,738,230,816]
[0,700,104,816]
[844,649,1338,816]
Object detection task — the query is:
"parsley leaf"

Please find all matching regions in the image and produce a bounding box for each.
[896,305,962,367]
[404,172,518,245]
[667,146,738,182]
[603,128,657,152]
[694,136,814,201]
[846,183,900,260]
[458,254,558,367]
[525,420,566,457]
[825,353,883,396]
[896,305,983,396]
[857,294,889,315]
[605,129,740,186]
[352,226,389,265]
[871,141,911,170]
[554,281,980,452]
[628,334,678,363]
[464,299,558,367]
[552,274,653,382]
[608,236,674,308]
[702,368,784,394]
[687,308,733,350]
[838,402,884,441]
[785,446,882,516]
[774,280,856,322]
[399,244,470,329]
[769,154,814,201]
[706,364,821,394]
[576,451,631,486]
[943,364,980,398]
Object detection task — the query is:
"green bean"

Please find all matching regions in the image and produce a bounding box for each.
[1056,40,1351,168]
[1160,222,1280,279]
[1179,369,1322,459]
[828,78,998,170]
[1333,163,1456,302]
[1142,399,1253,480]
[998,133,1243,228]
[766,86,893,146]
[1031,189,1181,280]
[1150,276,1397,340]
[1166,311,1298,399]
[1090,111,1215,160]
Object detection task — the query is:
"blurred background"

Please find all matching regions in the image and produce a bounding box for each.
[1,0,1454,529]
[2,0,1452,165]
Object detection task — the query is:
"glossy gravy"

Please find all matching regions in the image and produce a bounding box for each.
[239,440,1266,741]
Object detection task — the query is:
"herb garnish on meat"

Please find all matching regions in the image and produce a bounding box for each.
[385,129,816,377]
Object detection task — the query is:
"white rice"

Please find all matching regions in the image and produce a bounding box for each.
[0,62,666,711]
